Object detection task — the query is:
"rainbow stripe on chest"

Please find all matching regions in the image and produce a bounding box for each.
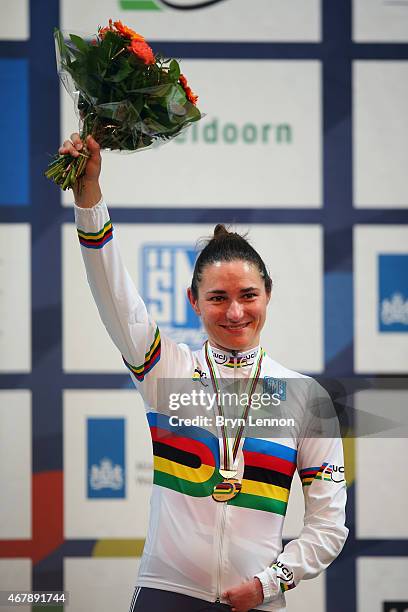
[148,413,297,515]
[230,438,297,515]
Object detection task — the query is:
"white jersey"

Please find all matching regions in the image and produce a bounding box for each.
[75,200,348,611]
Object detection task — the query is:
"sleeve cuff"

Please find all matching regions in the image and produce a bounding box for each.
[74,195,105,214]
[255,570,279,603]
[74,197,109,232]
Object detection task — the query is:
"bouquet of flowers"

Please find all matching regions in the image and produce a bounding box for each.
[45,20,202,190]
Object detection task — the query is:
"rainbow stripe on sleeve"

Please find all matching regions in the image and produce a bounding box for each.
[299,462,332,486]
[279,580,296,593]
[122,326,161,381]
[77,220,113,249]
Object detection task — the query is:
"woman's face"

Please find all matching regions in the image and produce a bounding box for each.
[187,259,271,352]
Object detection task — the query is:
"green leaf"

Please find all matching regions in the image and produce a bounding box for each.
[69,34,89,54]
[169,59,180,82]
[185,104,201,122]
[99,30,126,60]
[105,60,134,83]
[147,83,174,98]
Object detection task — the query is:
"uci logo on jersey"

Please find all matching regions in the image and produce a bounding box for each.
[319,463,345,484]
[212,350,229,365]
[326,464,345,483]
[273,561,294,583]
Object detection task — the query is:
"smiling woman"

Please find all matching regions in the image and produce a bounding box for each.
[187,224,272,353]
[64,131,348,612]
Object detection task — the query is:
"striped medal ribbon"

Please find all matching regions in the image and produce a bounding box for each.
[204,342,264,502]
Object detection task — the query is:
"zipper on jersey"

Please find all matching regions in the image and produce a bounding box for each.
[215,351,237,603]
[215,502,227,603]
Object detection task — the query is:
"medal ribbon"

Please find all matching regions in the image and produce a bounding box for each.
[204,341,264,473]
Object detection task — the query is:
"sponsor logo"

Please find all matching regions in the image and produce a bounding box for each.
[87,418,126,499]
[263,377,286,401]
[211,349,257,367]
[174,118,293,146]
[119,0,228,11]
[192,367,208,386]
[301,463,345,487]
[322,462,345,483]
[141,244,206,350]
[212,350,229,365]
[379,254,408,332]
[236,350,257,366]
[273,561,294,583]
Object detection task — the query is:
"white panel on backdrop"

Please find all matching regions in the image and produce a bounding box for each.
[64,390,152,538]
[0,0,29,40]
[64,558,139,612]
[60,0,320,42]
[0,391,31,539]
[357,558,408,611]
[61,60,322,208]
[0,560,31,612]
[354,226,408,373]
[0,225,31,372]
[353,62,408,208]
[63,222,323,373]
[353,0,408,42]
[356,390,408,539]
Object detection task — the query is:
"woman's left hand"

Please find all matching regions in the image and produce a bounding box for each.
[222,577,264,612]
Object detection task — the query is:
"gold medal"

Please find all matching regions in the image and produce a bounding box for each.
[212,478,242,502]
[219,469,237,479]
[205,343,264,504]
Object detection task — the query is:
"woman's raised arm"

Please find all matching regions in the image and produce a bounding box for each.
[63,132,193,409]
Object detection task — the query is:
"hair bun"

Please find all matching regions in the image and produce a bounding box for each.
[191,223,273,299]
[213,223,231,239]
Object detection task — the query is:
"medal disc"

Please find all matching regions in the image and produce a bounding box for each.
[212,478,242,502]
[219,469,237,479]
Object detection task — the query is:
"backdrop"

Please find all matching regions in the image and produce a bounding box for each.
[1,1,408,611]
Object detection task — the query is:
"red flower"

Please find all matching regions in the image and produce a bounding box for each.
[128,39,155,65]
[113,20,145,41]
[179,74,198,105]
[99,19,146,42]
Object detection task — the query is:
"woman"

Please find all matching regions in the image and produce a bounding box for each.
[61,134,348,612]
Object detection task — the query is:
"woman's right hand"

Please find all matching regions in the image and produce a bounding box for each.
[59,133,102,208]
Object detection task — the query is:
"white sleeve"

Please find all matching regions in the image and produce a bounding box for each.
[255,384,349,601]
[74,198,193,405]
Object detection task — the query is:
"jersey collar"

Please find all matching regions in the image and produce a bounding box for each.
[207,343,261,368]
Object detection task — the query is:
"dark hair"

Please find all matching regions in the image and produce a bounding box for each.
[190,224,273,299]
